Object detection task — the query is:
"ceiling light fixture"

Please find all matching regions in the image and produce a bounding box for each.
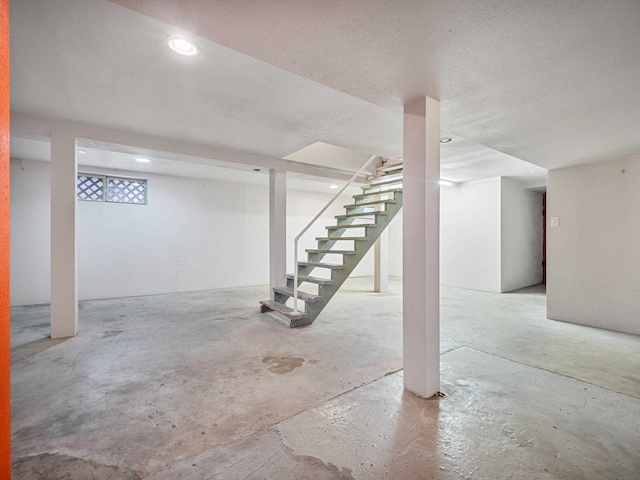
[439,180,454,186]
[329,184,339,189]
[168,37,198,56]
[440,138,453,144]
[136,158,150,163]
[78,149,86,154]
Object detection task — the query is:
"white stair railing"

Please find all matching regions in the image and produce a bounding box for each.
[292,155,378,313]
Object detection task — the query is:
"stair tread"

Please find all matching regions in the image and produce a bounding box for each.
[367,172,403,183]
[336,211,387,219]
[353,189,402,199]
[298,261,346,269]
[260,300,308,319]
[316,236,366,241]
[326,224,377,230]
[306,249,357,255]
[345,199,396,208]
[364,178,403,189]
[286,274,333,285]
[376,162,403,174]
[273,287,322,302]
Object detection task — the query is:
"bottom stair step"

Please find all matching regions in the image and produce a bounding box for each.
[273,286,323,303]
[260,300,308,320]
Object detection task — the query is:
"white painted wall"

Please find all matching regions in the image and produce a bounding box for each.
[440,177,542,293]
[501,178,544,292]
[547,155,640,335]
[10,159,51,305]
[10,159,376,306]
[440,177,502,292]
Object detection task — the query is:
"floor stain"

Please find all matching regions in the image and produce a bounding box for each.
[12,452,142,480]
[263,355,305,374]
[102,330,123,338]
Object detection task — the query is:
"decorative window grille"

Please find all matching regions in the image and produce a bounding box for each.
[77,173,148,205]
[77,175,105,202]
[107,177,147,204]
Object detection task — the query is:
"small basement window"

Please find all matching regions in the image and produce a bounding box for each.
[77,173,148,205]
[107,177,147,204]
[77,174,105,202]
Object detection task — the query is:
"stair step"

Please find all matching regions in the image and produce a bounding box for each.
[273,286,322,303]
[316,236,367,242]
[353,189,402,201]
[286,274,333,285]
[326,224,377,230]
[336,211,388,219]
[369,172,403,184]
[297,261,345,270]
[260,300,308,319]
[306,249,357,255]
[344,199,396,208]
[375,162,403,174]
[363,178,403,189]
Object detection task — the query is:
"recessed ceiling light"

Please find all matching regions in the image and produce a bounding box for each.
[329,185,339,189]
[531,169,545,173]
[136,158,150,163]
[440,138,453,144]
[439,180,454,186]
[78,149,86,154]
[168,37,198,56]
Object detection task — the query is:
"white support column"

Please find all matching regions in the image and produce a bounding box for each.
[402,96,440,398]
[269,168,287,300]
[50,131,78,338]
[374,229,389,293]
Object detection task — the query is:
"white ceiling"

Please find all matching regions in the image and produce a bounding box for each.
[14,0,606,186]
[111,0,640,169]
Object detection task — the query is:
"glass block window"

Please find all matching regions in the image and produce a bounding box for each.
[107,177,147,205]
[77,175,105,202]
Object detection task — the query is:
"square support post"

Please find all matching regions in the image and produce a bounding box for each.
[374,229,389,293]
[50,131,78,339]
[402,96,440,397]
[269,168,286,300]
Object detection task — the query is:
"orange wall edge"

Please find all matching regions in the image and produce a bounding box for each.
[0,0,10,476]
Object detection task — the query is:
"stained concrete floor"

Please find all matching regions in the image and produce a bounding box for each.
[10,277,640,479]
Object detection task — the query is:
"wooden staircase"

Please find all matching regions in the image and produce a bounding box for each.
[260,161,403,327]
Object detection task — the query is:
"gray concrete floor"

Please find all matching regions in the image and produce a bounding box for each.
[10,277,640,479]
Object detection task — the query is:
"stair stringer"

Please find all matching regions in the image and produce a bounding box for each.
[288,191,403,325]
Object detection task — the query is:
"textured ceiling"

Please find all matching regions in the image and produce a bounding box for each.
[11,0,401,160]
[112,0,640,169]
[14,0,602,185]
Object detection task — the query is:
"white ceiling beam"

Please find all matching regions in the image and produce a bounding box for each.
[11,112,366,184]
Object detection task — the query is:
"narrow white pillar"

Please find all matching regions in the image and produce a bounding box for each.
[269,168,287,299]
[50,131,78,338]
[402,96,440,397]
[374,229,389,293]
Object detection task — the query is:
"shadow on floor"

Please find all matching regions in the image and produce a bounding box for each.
[11,336,70,365]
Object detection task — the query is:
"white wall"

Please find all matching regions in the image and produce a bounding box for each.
[440,177,542,293]
[547,155,640,335]
[10,159,51,305]
[441,177,502,292]
[11,159,378,306]
[76,166,271,301]
[501,177,544,292]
